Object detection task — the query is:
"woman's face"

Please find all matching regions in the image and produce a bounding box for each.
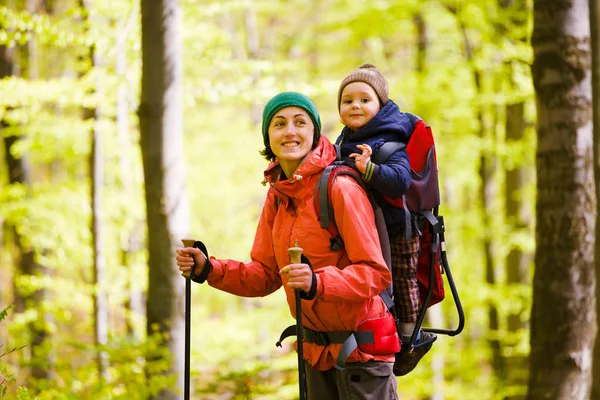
[268,106,315,171]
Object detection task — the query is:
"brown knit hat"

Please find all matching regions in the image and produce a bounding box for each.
[337,63,389,109]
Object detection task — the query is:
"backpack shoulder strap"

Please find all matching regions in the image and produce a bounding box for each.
[314,164,393,294]
[334,143,342,161]
[315,165,365,230]
[313,165,397,346]
[315,164,364,250]
[372,141,406,165]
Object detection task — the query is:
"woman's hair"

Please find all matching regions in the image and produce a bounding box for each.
[259,126,321,162]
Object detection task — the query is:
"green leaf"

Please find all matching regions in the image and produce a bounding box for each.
[0,305,13,323]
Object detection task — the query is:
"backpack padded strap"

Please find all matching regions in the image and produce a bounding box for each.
[317,165,334,229]
[315,165,365,249]
[372,141,406,165]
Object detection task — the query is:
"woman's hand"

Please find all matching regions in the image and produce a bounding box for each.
[280,263,313,293]
[349,143,372,174]
[176,247,207,278]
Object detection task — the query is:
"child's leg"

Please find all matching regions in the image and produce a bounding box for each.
[390,229,421,337]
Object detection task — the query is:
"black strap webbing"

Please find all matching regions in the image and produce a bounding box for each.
[276,325,375,370]
[318,165,334,229]
[372,141,406,165]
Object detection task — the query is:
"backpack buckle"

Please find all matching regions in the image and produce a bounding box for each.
[329,236,344,251]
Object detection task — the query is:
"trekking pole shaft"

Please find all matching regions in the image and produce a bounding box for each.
[184,278,191,400]
[182,239,196,400]
[288,246,306,400]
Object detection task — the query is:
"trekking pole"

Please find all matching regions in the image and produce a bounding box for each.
[288,245,306,400]
[181,239,196,400]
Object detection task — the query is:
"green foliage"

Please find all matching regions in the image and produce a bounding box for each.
[0,6,85,48]
[0,306,13,322]
[1,305,26,398]
[0,0,537,398]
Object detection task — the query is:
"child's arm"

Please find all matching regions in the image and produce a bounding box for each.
[363,147,412,199]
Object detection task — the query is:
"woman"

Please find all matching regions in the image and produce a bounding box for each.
[176,92,399,399]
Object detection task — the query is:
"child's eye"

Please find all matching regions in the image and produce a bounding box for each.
[361,98,370,103]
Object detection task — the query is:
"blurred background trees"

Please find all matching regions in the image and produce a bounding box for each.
[0,0,598,399]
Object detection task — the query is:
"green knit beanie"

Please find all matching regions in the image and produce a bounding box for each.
[261,92,322,148]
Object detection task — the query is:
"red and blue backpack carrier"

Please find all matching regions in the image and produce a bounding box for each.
[315,113,465,373]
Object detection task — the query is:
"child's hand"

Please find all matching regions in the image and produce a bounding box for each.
[350,144,372,174]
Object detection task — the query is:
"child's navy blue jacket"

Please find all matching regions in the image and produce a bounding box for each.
[335,100,413,234]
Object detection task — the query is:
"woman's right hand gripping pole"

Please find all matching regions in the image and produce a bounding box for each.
[176,246,207,278]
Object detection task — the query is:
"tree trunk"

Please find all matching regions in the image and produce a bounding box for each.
[499,1,532,397]
[413,13,427,75]
[243,2,262,125]
[505,103,529,318]
[528,0,595,398]
[412,13,445,400]
[79,0,109,380]
[590,0,600,396]
[87,49,109,381]
[115,11,146,339]
[1,11,53,381]
[504,101,531,398]
[1,9,25,316]
[139,0,189,398]
[449,5,503,379]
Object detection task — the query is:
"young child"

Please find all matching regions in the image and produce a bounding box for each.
[335,63,437,374]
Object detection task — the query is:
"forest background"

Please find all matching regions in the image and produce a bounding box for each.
[0,0,599,399]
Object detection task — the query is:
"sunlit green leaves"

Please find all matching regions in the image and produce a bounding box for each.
[0,6,87,47]
[0,0,539,398]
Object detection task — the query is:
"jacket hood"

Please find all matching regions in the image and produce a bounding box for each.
[263,136,337,198]
[340,100,413,142]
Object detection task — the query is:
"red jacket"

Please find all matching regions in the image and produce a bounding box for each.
[206,136,394,370]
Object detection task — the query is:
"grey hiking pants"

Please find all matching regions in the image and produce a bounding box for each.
[305,360,398,400]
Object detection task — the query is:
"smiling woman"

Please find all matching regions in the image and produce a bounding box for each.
[259,92,322,167]
[267,106,315,178]
[176,91,400,400]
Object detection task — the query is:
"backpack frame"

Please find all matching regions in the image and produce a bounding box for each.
[276,119,465,376]
[316,117,465,353]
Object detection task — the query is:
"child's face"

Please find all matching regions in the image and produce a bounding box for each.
[339,82,381,131]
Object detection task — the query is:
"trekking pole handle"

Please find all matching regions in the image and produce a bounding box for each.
[181,239,196,247]
[288,246,303,264]
[181,239,197,280]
